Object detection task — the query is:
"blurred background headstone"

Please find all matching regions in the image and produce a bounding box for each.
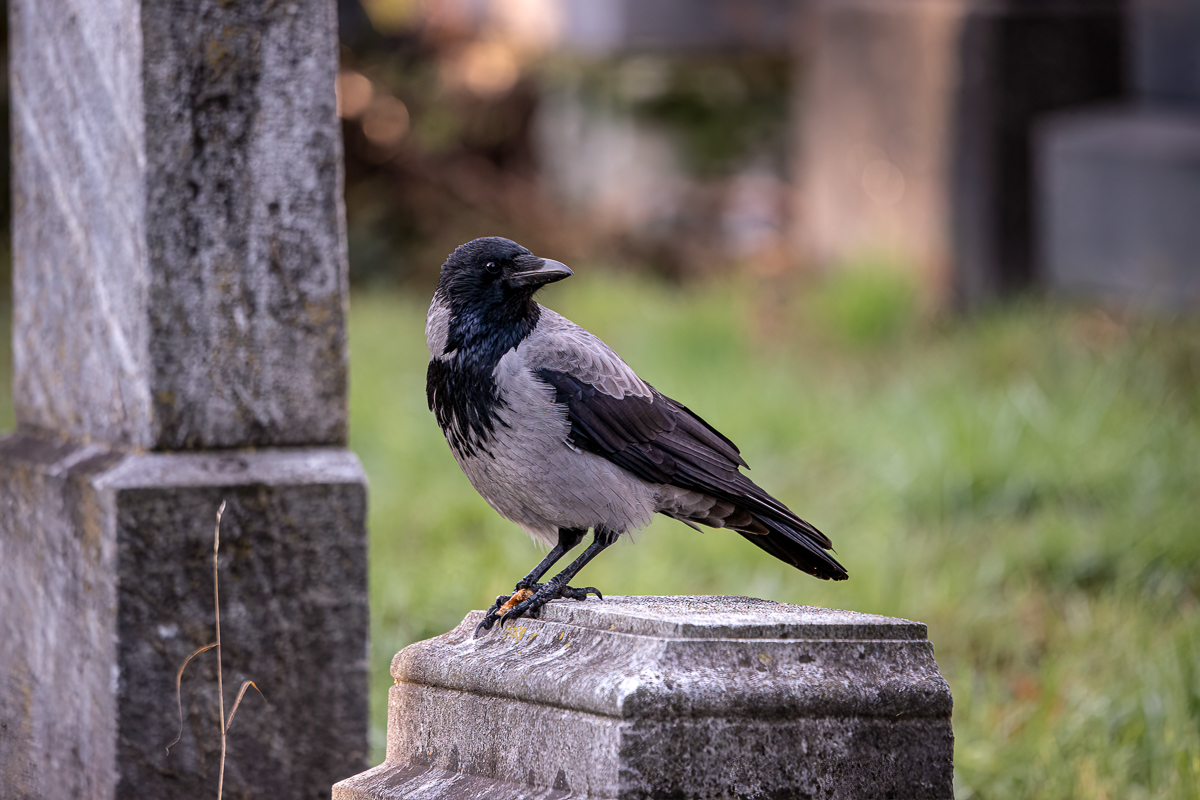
[797,0,1127,305]
[1037,0,1200,310]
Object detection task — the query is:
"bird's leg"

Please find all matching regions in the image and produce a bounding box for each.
[475,527,586,636]
[514,527,587,591]
[499,527,618,627]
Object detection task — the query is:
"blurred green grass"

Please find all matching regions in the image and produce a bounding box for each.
[351,270,1200,797]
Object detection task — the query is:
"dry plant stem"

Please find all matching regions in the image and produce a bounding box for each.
[166,499,263,798]
[227,679,263,734]
[212,503,265,799]
[167,642,217,754]
[213,501,226,800]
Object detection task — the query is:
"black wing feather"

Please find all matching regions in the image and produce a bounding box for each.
[535,368,847,581]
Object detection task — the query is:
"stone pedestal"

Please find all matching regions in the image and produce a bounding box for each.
[0,437,369,798]
[1,0,369,796]
[334,596,954,800]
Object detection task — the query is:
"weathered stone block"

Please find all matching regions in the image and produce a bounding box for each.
[0,435,370,799]
[4,1,367,797]
[8,0,349,450]
[334,596,954,800]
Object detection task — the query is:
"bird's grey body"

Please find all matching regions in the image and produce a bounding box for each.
[425,237,846,631]
[429,302,753,547]
[429,305,658,544]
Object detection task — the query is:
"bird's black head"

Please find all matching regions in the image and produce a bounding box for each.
[435,237,573,357]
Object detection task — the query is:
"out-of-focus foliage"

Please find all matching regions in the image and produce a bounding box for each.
[338,0,575,287]
[337,2,795,287]
[561,54,792,177]
[351,270,1200,797]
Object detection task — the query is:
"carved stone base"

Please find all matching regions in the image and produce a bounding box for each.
[335,596,953,800]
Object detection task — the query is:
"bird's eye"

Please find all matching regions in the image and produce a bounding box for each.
[485,261,501,276]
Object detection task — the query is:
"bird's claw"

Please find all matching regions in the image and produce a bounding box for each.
[556,585,602,602]
[474,582,602,636]
[498,582,601,628]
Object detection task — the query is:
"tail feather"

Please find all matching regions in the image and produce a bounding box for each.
[689,474,847,580]
[737,518,848,581]
[662,485,848,581]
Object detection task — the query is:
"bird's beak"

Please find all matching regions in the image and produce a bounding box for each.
[510,255,574,287]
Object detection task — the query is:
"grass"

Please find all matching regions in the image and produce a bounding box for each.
[349,268,1200,798]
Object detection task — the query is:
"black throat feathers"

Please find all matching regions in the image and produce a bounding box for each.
[427,299,542,459]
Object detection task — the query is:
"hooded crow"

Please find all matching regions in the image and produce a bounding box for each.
[426,237,848,634]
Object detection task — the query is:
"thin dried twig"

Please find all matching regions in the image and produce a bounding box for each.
[226,680,265,733]
[167,642,218,754]
[212,501,228,800]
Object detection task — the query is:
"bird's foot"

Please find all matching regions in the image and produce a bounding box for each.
[475,585,536,637]
[498,580,601,628]
[473,581,602,637]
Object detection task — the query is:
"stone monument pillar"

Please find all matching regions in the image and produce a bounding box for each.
[335,596,954,800]
[0,0,370,797]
